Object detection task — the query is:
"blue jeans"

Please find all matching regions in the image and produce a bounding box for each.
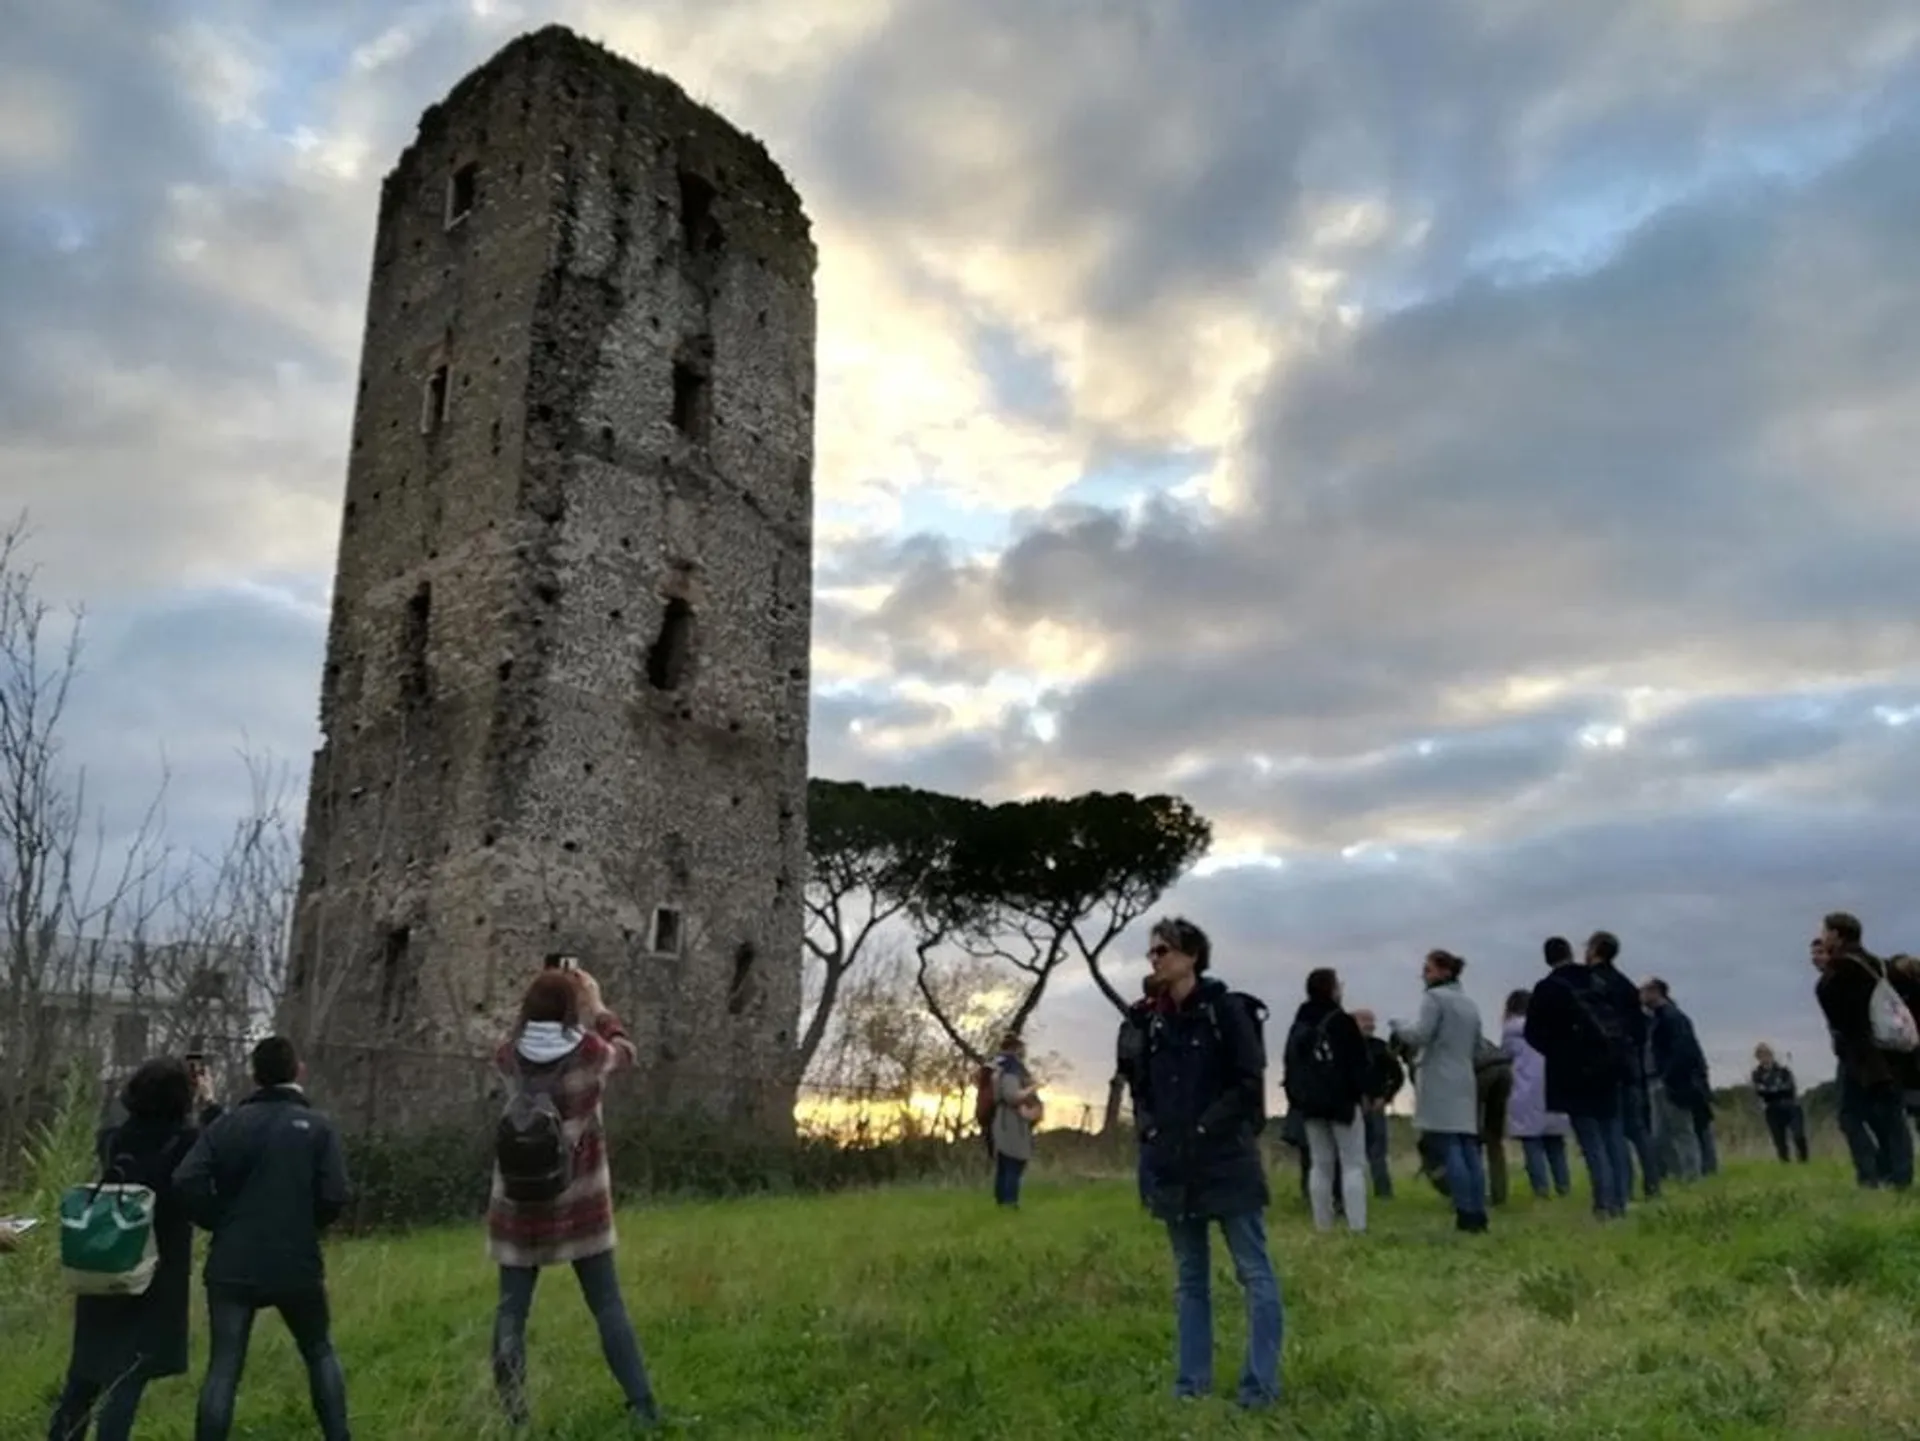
[1839,1076,1914,1190]
[1520,1135,1570,1197]
[1569,1111,1629,1216]
[1363,1109,1393,1197]
[1165,1211,1284,1408]
[1838,1068,1882,1185]
[1136,1148,1151,1206]
[1439,1133,1487,1221]
[993,1151,1027,1206]
[493,1254,656,1425]
[1694,1109,1719,1177]
[197,1287,350,1441]
[1622,1082,1661,1199]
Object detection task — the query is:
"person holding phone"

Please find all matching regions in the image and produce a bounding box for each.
[489,965,659,1429]
[49,1057,215,1441]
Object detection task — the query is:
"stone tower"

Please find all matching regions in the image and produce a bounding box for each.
[285,27,813,1134]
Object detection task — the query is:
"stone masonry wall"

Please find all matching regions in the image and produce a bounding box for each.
[287,27,814,1136]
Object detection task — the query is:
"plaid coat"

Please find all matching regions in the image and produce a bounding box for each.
[486,1010,636,1268]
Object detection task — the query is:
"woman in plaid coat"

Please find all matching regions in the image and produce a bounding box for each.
[488,967,659,1428]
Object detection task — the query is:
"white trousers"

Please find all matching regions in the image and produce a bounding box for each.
[1305,1115,1370,1233]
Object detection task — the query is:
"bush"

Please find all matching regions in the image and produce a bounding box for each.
[335,1108,1002,1235]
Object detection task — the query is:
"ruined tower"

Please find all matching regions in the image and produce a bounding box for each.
[286,27,813,1134]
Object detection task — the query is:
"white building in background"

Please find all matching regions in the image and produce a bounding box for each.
[9,936,257,1078]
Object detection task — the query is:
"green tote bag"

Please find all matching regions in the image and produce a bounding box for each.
[59,1174,159,1297]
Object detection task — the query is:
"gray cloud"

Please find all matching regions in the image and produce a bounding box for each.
[859,117,1920,774]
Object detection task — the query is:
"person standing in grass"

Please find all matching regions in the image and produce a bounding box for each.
[1135,916,1283,1411]
[1392,951,1489,1233]
[989,1033,1043,1208]
[1641,979,1710,1182]
[48,1056,219,1441]
[174,1036,353,1441]
[489,967,661,1430]
[1525,935,1636,1218]
[1474,1037,1514,1207]
[1815,911,1915,1191]
[1501,989,1571,1198]
[1750,1044,1808,1163]
[1353,1010,1404,1200]
[1283,968,1372,1234]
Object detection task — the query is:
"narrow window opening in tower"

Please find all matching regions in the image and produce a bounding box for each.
[377,925,413,1025]
[727,941,757,1015]
[446,163,478,227]
[650,907,683,957]
[677,169,721,253]
[670,361,710,443]
[402,582,432,703]
[645,596,694,692]
[421,365,451,434]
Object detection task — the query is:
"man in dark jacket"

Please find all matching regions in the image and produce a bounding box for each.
[1135,916,1282,1411]
[1751,1043,1808,1162]
[1353,1009,1404,1198]
[1642,979,1711,1182]
[1524,934,1637,1218]
[1815,912,1914,1190]
[174,1036,354,1440]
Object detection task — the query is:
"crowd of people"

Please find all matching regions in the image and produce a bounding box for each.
[32,962,661,1439]
[985,909,1920,1408]
[23,910,1920,1432]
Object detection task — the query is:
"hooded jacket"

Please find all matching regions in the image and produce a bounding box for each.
[1136,977,1270,1221]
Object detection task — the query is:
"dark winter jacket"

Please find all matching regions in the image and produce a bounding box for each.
[1817,946,1907,1094]
[1751,1062,1798,1107]
[64,1110,215,1382]
[1136,977,1270,1222]
[1524,963,1644,1119]
[1281,999,1371,1124]
[1649,1003,1711,1109]
[1117,991,1175,1132]
[1592,962,1651,1082]
[1364,1036,1405,1107]
[174,1086,351,1296]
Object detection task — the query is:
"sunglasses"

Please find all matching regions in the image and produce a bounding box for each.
[1147,944,1172,959]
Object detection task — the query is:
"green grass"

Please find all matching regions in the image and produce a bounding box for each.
[5,1159,1920,1439]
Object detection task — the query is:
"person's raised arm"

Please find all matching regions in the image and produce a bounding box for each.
[575,970,637,1073]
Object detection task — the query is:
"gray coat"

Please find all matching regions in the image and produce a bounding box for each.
[1395,982,1483,1137]
[991,1056,1036,1162]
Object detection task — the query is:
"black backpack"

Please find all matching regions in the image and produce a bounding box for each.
[1566,974,1631,1082]
[495,1067,572,1204]
[1210,991,1271,1132]
[1283,1014,1349,1120]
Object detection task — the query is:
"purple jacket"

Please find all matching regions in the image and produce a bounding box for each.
[1501,1015,1569,1138]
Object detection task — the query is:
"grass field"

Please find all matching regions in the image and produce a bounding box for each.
[5,1157,1920,1439]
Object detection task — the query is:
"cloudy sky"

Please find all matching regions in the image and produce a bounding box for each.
[8,0,1920,1105]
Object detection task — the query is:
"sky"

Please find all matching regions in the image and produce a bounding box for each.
[7,0,1920,1104]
